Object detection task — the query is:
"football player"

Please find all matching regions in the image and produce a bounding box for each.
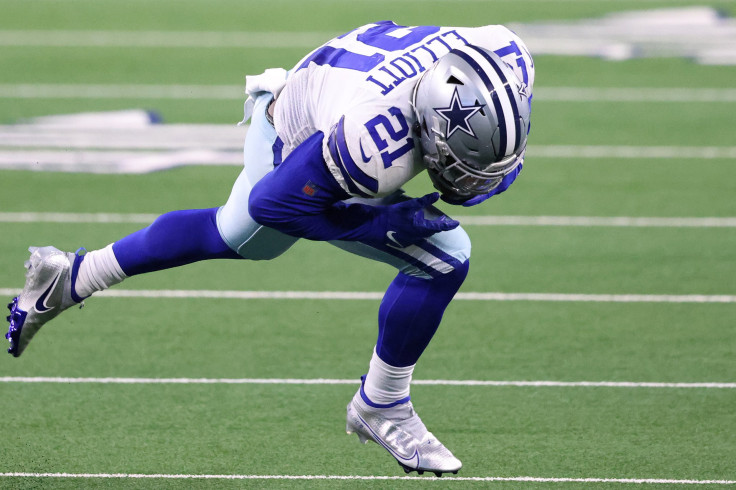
[7,21,533,475]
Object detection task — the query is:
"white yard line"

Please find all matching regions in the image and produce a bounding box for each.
[0,84,243,100]
[2,83,735,103]
[1,288,734,304]
[0,31,336,48]
[455,216,736,227]
[2,212,736,228]
[0,149,244,172]
[2,146,734,172]
[538,87,736,103]
[0,472,733,484]
[1,377,734,389]
[527,145,736,159]
[0,212,159,223]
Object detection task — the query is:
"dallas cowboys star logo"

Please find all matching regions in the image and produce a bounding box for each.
[434,87,485,139]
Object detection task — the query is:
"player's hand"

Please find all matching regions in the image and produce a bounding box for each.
[381,193,459,248]
[461,162,523,207]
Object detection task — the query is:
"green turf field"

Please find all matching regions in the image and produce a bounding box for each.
[1,0,735,488]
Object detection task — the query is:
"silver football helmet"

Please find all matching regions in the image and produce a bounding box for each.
[411,45,531,201]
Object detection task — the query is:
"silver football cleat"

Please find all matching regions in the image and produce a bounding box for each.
[6,246,85,357]
[346,388,462,476]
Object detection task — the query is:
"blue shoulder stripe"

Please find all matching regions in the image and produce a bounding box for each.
[334,116,379,194]
[327,125,371,198]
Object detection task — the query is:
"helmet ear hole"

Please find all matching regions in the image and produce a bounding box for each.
[475,100,485,116]
[447,75,464,85]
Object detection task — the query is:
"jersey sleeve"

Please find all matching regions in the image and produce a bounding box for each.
[322,108,423,199]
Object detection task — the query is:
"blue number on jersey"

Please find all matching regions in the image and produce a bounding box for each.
[365,107,415,169]
[493,40,529,85]
[357,23,441,51]
[298,22,439,72]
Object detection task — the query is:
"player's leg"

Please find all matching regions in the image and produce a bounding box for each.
[332,192,470,475]
[215,94,299,261]
[110,91,299,274]
[6,92,296,357]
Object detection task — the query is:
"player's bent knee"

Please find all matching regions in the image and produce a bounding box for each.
[216,204,298,261]
[428,225,472,267]
[447,226,472,264]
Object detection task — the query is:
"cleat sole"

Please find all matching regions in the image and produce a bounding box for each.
[398,461,459,477]
[6,297,27,357]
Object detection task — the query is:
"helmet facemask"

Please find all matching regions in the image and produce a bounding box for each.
[420,113,524,200]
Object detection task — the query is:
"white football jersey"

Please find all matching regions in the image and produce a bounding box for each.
[274,22,535,198]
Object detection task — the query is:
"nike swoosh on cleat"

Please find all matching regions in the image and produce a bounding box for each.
[356,413,420,468]
[34,273,61,313]
[359,141,371,163]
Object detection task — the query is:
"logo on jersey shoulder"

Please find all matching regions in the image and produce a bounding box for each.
[359,141,372,163]
[434,87,485,139]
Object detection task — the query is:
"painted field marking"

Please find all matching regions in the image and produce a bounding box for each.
[1,377,734,389]
[0,30,336,48]
[2,212,736,228]
[0,472,734,484]
[2,146,735,171]
[2,84,736,103]
[0,84,244,100]
[2,146,736,173]
[456,216,736,228]
[3,120,736,173]
[538,87,736,103]
[0,289,734,304]
[0,212,160,223]
[527,145,736,159]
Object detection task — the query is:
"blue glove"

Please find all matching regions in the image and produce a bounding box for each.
[376,192,460,248]
[461,162,523,207]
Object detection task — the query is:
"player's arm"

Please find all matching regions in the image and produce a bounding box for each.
[248,131,457,247]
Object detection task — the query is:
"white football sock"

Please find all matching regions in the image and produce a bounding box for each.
[362,348,414,405]
[74,244,127,298]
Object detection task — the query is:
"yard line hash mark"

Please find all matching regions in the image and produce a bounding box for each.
[2,213,736,228]
[2,147,735,173]
[0,31,337,48]
[2,83,736,103]
[0,472,734,484]
[1,377,734,388]
[0,289,734,304]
